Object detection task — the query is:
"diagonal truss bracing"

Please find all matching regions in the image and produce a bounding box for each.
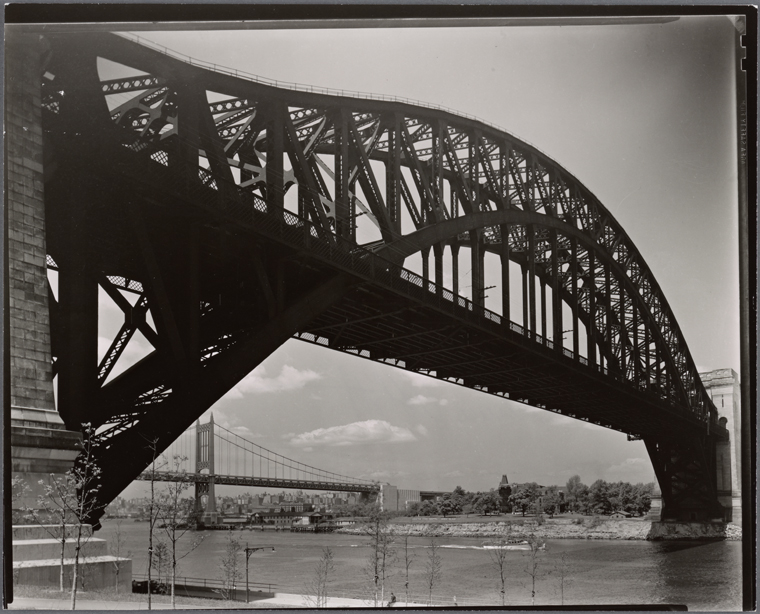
[39,31,725,525]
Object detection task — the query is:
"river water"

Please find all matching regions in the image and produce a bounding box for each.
[98,520,742,610]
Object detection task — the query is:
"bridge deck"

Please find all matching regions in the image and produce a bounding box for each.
[136,471,378,493]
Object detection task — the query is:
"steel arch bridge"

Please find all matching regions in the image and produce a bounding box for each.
[38,32,727,527]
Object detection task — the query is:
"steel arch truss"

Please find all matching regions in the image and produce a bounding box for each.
[40,32,726,524]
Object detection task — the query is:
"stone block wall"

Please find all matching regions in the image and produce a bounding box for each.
[700,368,742,525]
[6,31,81,510]
[6,31,56,414]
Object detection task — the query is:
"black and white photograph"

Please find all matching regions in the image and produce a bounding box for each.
[4,7,754,611]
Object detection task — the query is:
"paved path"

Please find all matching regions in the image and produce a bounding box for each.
[9,593,429,609]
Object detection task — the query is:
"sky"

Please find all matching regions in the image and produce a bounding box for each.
[99,16,742,498]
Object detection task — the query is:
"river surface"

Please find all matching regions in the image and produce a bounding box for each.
[97,520,742,610]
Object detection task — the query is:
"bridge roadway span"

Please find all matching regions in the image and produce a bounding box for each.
[135,471,378,494]
[35,32,727,525]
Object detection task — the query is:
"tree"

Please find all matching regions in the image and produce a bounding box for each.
[361,506,396,606]
[143,436,166,610]
[565,475,584,513]
[218,528,243,601]
[522,534,544,606]
[158,455,205,608]
[151,540,171,589]
[406,501,421,517]
[29,423,105,609]
[438,494,461,517]
[588,480,613,515]
[109,518,130,593]
[509,483,540,516]
[11,475,30,524]
[487,530,512,606]
[541,487,562,518]
[304,547,335,608]
[632,483,654,516]
[419,500,436,516]
[399,529,416,606]
[480,491,501,516]
[556,552,570,605]
[424,533,442,606]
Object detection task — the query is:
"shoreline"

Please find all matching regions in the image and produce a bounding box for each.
[337,518,743,541]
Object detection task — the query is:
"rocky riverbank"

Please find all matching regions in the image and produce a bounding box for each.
[337,518,742,541]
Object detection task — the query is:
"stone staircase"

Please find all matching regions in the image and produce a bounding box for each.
[13,524,131,592]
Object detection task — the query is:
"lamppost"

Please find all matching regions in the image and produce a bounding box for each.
[245,544,275,603]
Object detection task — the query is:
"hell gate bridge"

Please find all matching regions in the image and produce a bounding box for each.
[8,31,732,528]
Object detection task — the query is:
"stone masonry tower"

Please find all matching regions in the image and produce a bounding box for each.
[194,415,218,524]
[6,31,81,510]
[700,368,742,525]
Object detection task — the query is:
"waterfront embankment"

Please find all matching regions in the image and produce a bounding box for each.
[337,517,742,541]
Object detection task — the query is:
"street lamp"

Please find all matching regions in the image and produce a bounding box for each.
[245,543,275,603]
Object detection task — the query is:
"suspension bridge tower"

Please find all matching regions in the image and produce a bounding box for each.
[194,414,218,525]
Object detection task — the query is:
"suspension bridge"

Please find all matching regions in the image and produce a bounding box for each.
[135,414,378,522]
[6,29,740,530]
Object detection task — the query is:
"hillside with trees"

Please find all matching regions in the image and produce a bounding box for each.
[402,477,654,518]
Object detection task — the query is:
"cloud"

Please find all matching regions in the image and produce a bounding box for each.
[408,395,448,406]
[287,420,417,448]
[230,425,262,438]
[402,371,444,388]
[199,408,261,439]
[362,470,411,481]
[225,364,321,398]
[415,424,429,437]
[606,457,653,482]
[444,470,464,478]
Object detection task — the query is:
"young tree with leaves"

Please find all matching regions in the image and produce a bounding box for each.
[143,436,166,610]
[158,455,205,608]
[399,529,416,606]
[487,530,512,606]
[151,540,170,590]
[11,475,30,524]
[424,533,442,606]
[29,423,105,609]
[523,533,544,606]
[219,528,243,602]
[556,552,570,606]
[361,506,396,607]
[304,547,335,607]
[109,518,130,594]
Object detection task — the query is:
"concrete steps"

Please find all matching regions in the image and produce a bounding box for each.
[12,524,131,591]
[14,537,109,561]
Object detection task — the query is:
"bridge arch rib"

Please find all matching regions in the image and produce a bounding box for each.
[39,31,726,525]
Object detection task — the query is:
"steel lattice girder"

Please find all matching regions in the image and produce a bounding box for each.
[39,32,726,524]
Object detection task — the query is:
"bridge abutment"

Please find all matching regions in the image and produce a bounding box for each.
[6,31,81,511]
[701,368,742,525]
[646,369,741,525]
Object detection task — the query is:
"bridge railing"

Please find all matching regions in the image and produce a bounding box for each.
[114,33,549,160]
[122,148,660,406]
[107,85,713,426]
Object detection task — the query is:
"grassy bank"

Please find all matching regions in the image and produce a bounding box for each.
[337,515,742,541]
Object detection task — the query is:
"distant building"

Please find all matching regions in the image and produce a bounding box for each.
[498,475,512,512]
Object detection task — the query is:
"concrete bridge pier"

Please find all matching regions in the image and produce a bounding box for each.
[702,369,742,526]
[647,368,741,526]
